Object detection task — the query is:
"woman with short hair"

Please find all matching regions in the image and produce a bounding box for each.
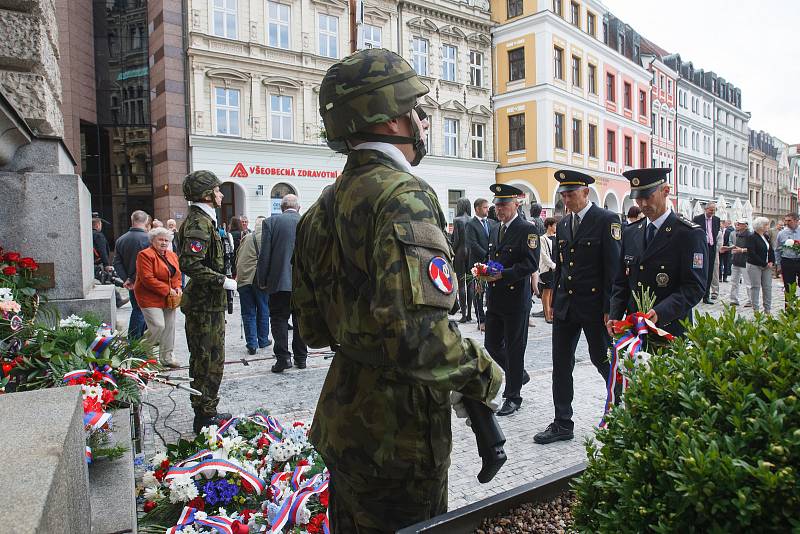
[538,217,558,323]
[745,217,775,314]
[134,227,183,367]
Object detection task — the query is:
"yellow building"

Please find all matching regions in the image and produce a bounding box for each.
[491,0,653,217]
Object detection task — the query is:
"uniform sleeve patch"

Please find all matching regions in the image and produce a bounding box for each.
[527,233,539,249]
[693,252,704,269]
[189,240,205,253]
[428,256,455,294]
[611,223,622,241]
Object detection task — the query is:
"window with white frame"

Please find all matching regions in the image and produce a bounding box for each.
[442,45,457,82]
[444,118,458,157]
[213,0,237,39]
[469,50,483,87]
[412,37,428,77]
[318,14,338,58]
[215,87,240,136]
[471,123,484,159]
[267,1,290,49]
[270,94,292,141]
[360,24,381,49]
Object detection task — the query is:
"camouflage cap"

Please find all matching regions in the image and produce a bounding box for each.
[183,170,222,202]
[319,48,429,142]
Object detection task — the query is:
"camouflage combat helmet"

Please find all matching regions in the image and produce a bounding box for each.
[183,170,222,203]
[319,48,429,147]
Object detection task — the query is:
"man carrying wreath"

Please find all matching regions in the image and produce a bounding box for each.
[607,168,707,339]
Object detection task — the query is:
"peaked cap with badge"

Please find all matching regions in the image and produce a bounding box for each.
[555,170,595,193]
[622,167,671,199]
[490,183,524,203]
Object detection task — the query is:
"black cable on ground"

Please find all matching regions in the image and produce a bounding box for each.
[161,388,183,439]
[142,401,167,448]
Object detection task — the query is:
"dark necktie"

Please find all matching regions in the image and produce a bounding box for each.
[499,224,506,243]
[645,223,657,248]
[482,218,489,237]
[571,214,580,240]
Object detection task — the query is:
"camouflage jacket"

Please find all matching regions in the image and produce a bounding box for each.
[178,205,226,312]
[293,149,503,479]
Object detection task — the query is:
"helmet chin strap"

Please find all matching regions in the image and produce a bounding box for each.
[349,117,427,166]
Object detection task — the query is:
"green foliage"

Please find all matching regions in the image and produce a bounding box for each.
[574,293,800,533]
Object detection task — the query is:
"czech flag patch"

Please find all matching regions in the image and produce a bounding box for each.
[428,256,454,295]
[190,240,204,253]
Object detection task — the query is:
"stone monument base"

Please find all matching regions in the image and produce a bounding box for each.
[51,283,117,326]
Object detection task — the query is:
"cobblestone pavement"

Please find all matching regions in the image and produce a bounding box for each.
[126,277,785,511]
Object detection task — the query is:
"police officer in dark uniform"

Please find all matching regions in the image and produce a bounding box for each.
[484,184,539,416]
[608,168,707,338]
[534,170,622,444]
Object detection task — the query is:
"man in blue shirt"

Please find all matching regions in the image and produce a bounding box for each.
[776,212,800,299]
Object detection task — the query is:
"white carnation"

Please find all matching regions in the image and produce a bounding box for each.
[786,239,795,247]
[0,288,12,302]
[168,475,199,503]
[59,314,90,329]
[151,451,168,465]
[143,487,163,501]
[295,503,311,525]
[141,471,159,488]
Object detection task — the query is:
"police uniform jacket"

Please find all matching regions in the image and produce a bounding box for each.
[552,204,621,323]
[609,211,707,337]
[178,205,226,312]
[486,215,539,315]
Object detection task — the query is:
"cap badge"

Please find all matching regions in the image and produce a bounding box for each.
[631,177,640,186]
[559,172,565,179]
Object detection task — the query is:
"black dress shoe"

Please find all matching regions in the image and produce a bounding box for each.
[193,412,234,434]
[247,346,257,355]
[522,369,530,386]
[458,316,471,323]
[533,422,574,444]
[294,359,307,369]
[271,360,292,373]
[496,399,521,416]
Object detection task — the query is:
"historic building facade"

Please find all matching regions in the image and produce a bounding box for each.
[490,0,651,218]
[640,38,677,206]
[187,0,496,225]
[750,130,779,223]
[663,55,715,218]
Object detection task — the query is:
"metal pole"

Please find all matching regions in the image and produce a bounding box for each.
[349,0,357,53]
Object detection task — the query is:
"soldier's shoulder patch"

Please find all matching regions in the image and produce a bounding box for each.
[677,216,699,229]
[428,256,454,294]
[693,252,704,269]
[189,240,205,253]
[527,233,539,249]
[611,223,622,241]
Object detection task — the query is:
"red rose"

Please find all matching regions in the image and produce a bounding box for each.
[256,437,269,449]
[154,468,166,481]
[240,509,257,522]
[307,513,326,533]
[3,252,20,263]
[143,501,157,513]
[2,363,13,376]
[2,266,17,276]
[231,520,249,534]
[318,488,329,507]
[240,479,254,494]
[187,496,205,511]
[18,257,38,270]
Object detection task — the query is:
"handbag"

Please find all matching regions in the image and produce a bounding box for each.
[165,292,182,309]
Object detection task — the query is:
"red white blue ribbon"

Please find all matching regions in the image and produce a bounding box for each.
[216,417,238,437]
[175,448,213,467]
[166,506,238,534]
[89,325,115,356]
[601,313,674,427]
[62,363,117,387]
[165,459,265,495]
[84,409,111,430]
[85,446,93,464]
[269,472,329,533]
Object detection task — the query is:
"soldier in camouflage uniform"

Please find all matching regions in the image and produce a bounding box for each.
[292,48,504,533]
[178,170,235,433]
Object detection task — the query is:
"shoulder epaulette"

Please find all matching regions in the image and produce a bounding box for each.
[677,215,699,228]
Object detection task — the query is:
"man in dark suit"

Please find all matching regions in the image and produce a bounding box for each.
[534,170,621,444]
[608,168,707,339]
[465,197,497,330]
[484,184,539,416]
[257,194,308,373]
[450,197,473,323]
[693,202,720,304]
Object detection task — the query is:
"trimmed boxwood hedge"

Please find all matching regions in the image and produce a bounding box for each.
[574,295,800,533]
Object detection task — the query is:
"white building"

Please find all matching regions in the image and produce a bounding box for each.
[664,55,715,217]
[187,0,496,225]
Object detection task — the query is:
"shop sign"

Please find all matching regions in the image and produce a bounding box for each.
[230,162,338,179]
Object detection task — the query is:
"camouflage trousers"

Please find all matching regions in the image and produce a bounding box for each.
[328,467,447,533]
[185,310,225,417]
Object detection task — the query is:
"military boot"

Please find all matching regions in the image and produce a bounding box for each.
[193,412,234,434]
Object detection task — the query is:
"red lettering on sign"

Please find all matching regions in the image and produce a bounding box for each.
[230,162,249,178]
[230,162,339,179]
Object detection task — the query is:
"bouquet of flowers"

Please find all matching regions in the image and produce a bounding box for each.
[138,412,329,534]
[470,261,504,282]
[783,238,800,254]
[602,288,675,427]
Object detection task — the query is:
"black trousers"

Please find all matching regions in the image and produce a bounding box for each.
[551,311,611,430]
[484,307,530,403]
[268,291,307,364]
[472,285,486,323]
[782,258,800,294]
[456,264,474,319]
[706,243,717,298]
[719,252,732,278]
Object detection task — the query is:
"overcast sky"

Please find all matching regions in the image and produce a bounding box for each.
[603,0,799,144]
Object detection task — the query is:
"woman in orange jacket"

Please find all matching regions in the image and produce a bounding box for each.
[134,227,182,367]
